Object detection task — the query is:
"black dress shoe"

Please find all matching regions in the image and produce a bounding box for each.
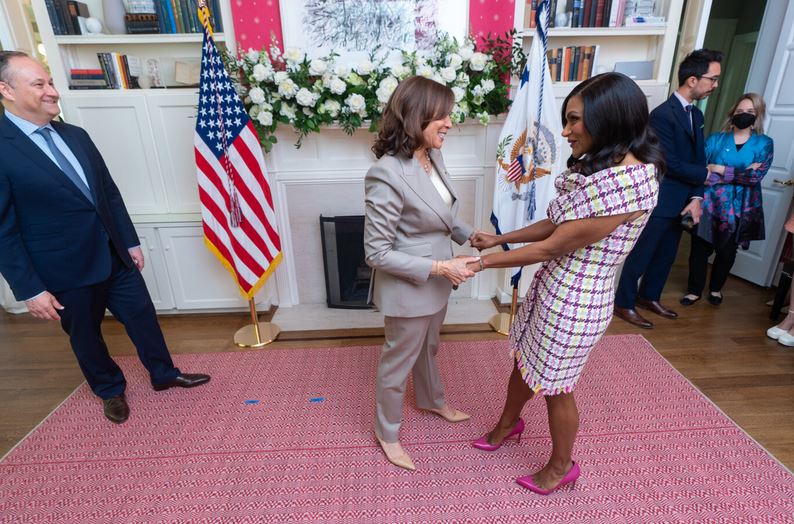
[103,394,129,424]
[636,298,678,319]
[680,294,701,306]
[708,292,723,305]
[613,306,654,329]
[152,373,211,391]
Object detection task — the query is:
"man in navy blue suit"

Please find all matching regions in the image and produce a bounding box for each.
[614,49,723,328]
[0,52,210,423]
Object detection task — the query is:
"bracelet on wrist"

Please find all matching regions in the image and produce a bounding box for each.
[478,258,484,272]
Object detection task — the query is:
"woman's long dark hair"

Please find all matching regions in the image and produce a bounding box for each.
[562,72,664,178]
[372,76,454,159]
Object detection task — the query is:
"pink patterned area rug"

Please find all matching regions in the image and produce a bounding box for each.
[1,335,792,523]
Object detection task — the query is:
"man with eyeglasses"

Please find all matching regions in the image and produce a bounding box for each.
[615,48,723,329]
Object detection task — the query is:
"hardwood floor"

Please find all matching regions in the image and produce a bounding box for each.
[1,256,792,470]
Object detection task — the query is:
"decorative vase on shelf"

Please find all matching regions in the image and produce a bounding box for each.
[101,0,127,34]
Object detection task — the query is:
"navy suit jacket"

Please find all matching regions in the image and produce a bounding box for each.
[649,95,707,218]
[0,114,139,300]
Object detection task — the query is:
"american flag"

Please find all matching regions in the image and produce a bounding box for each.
[506,153,525,182]
[194,7,281,299]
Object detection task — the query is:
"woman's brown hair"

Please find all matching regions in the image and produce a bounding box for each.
[371,76,454,159]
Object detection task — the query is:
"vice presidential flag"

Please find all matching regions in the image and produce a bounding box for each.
[194,4,282,299]
[491,0,562,287]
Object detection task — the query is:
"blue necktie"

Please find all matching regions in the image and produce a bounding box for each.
[684,105,693,133]
[36,127,93,203]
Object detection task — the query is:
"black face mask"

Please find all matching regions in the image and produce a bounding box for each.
[731,112,756,129]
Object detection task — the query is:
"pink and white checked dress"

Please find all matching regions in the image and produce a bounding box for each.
[509,164,659,395]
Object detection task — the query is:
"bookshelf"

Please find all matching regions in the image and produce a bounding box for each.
[32,0,235,91]
[514,0,685,108]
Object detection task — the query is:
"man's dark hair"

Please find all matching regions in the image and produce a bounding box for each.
[677,48,723,86]
[0,50,30,100]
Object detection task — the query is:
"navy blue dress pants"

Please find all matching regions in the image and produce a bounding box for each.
[54,246,179,399]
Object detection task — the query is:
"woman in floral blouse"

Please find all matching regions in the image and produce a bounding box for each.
[681,93,774,306]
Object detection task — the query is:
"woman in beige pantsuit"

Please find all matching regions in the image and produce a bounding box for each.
[364,76,479,470]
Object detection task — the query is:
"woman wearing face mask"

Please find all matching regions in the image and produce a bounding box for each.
[681,93,774,306]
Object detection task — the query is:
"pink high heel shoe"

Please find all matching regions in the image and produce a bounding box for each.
[471,418,525,451]
[516,461,581,495]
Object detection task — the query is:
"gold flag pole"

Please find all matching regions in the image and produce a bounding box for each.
[235,298,280,348]
[489,286,519,336]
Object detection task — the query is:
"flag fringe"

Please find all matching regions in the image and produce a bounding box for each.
[203,236,283,301]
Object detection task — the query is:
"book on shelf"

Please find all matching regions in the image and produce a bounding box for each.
[93,52,141,90]
[44,0,89,35]
[547,45,599,82]
[540,0,631,28]
[45,0,223,36]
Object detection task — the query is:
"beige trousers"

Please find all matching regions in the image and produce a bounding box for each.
[374,305,447,442]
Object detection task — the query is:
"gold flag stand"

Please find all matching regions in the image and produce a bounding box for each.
[489,286,519,336]
[234,299,280,348]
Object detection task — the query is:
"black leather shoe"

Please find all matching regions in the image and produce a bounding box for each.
[636,297,678,319]
[680,294,701,306]
[613,306,654,329]
[152,373,210,391]
[708,292,723,305]
[103,394,129,424]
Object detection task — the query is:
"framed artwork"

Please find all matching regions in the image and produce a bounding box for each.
[279,0,469,64]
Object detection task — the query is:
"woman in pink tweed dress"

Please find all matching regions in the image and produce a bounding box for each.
[468,73,663,495]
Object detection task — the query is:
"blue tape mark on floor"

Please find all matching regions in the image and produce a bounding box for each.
[309,397,325,403]
[244,400,261,405]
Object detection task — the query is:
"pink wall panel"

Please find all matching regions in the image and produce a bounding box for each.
[230,0,515,53]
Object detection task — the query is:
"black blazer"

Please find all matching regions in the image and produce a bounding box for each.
[649,95,707,218]
[0,115,138,300]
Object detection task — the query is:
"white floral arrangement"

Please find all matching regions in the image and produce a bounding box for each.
[227,33,524,152]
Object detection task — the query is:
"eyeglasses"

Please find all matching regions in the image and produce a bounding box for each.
[700,75,720,84]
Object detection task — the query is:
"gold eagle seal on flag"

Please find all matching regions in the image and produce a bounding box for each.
[496,121,557,192]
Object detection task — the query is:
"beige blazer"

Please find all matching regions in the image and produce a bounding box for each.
[364,149,474,318]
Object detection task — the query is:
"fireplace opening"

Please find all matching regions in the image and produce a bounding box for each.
[320,215,373,309]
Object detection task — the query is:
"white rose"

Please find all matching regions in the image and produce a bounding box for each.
[280,103,296,121]
[459,45,474,61]
[248,87,266,104]
[248,105,260,118]
[472,85,484,97]
[334,63,351,78]
[278,78,298,98]
[417,65,434,78]
[391,64,410,79]
[246,48,260,63]
[322,99,341,117]
[440,66,457,83]
[448,53,463,70]
[256,111,273,126]
[469,52,488,71]
[328,77,347,95]
[295,87,316,107]
[357,59,374,75]
[252,63,268,82]
[283,47,305,65]
[274,71,289,84]
[309,59,328,76]
[480,79,495,94]
[451,86,465,102]
[346,93,367,116]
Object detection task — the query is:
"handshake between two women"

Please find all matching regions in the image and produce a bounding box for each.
[431,230,502,287]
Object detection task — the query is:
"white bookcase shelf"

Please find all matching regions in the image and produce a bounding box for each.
[514,0,684,99]
[54,33,227,45]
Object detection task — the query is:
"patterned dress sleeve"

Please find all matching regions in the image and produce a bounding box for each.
[547,164,658,224]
